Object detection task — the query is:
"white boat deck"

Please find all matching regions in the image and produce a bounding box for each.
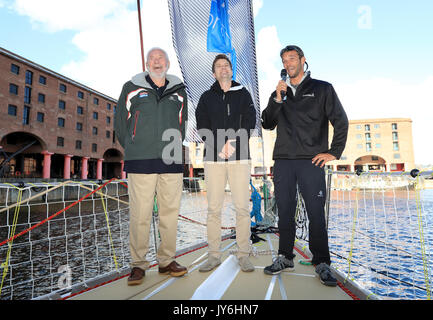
[67,233,363,301]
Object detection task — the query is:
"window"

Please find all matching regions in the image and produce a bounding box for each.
[356,134,362,139]
[375,143,381,149]
[59,100,66,110]
[393,153,401,159]
[365,133,371,141]
[93,97,99,105]
[25,70,33,85]
[365,124,370,131]
[59,83,67,93]
[374,124,380,129]
[107,103,111,110]
[106,116,111,124]
[8,105,17,116]
[366,143,372,152]
[9,83,18,95]
[39,75,47,85]
[357,144,363,149]
[371,156,379,161]
[58,117,65,127]
[57,137,64,147]
[11,64,20,75]
[106,130,111,138]
[93,112,98,120]
[77,106,83,115]
[23,106,30,125]
[113,105,117,114]
[92,143,97,152]
[356,125,361,130]
[38,93,45,103]
[77,91,84,99]
[392,132,398,141]
[393,142,399,151]
[24,86,32,104]
[92,127,98,135]
[37,112,44,122]
[392,123,398,130]
[75,140,82,150]
[375,133,381,138]
[76,122,83,131]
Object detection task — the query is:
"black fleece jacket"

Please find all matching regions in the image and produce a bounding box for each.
[261,73,348,160]
[196,80,256,162]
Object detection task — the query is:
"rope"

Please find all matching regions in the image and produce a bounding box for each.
[0,178,116,249]
[345,187,359,283]
[90,181,119,271]
[414,171,431,300]
[0,185,23,295]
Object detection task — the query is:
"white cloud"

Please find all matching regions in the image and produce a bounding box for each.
[252,0,263,18]
[12,0,135,32]
[11,0,181,98]
[256,25,282,108]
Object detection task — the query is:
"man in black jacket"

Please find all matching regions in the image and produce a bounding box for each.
[261,45,348,286]
[196,54,256,272]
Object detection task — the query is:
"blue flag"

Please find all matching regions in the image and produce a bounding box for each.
[206,0,237,79]
[168,0,261,142]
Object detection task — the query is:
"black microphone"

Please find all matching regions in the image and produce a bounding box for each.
[280,69,287,99]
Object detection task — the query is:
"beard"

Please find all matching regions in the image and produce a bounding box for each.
[148,67,168,79]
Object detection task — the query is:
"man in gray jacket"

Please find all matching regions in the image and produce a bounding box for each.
[115,47,188,286]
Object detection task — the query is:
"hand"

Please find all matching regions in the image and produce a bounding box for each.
[312,153,336,168]
[218,140,236,159]
[275,80,288,102]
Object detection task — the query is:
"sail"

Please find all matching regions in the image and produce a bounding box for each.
[168,0,261,142]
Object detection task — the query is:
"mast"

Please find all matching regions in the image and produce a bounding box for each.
[136,0,145,71]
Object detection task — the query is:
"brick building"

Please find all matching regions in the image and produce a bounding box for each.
[0,47,125,180]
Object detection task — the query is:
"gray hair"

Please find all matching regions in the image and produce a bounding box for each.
[146,47,170,62]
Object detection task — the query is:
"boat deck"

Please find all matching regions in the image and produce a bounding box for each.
[68,233,361,301]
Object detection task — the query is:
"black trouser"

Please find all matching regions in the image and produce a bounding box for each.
[274,159,331,265]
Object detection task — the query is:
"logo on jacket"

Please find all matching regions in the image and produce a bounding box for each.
[317,190,324,198]
[139,91,148,98]
[303,93,315,97]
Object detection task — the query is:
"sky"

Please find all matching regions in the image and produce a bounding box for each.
[0,0,432,165]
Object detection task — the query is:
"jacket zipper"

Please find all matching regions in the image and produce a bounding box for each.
[132,110,140,141]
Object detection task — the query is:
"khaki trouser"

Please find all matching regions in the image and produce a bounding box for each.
[128,173,183,269]
[204,161,251,258]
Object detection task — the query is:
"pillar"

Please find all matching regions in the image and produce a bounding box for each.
[63,154,73,179]
[81,157,89,180]
[41,151,53,179]
[96,158,104,180]
[120,160,126,179]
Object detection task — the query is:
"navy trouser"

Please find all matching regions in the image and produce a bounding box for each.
[274,159,331,265]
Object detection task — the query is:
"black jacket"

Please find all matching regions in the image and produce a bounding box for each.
[196,80,256,161]
[261,73,348,160]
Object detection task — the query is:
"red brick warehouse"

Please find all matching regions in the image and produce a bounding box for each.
[0,47,125,180]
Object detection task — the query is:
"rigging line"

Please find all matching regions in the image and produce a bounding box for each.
[414,173,431,300]
[0,188,23,295]
[300,237,432,294]
[0,178,117,248]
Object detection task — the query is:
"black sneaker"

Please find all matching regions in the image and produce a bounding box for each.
[264,255,295,275]
[315,263,337,286]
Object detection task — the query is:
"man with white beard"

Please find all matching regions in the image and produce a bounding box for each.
[114,47,188,286]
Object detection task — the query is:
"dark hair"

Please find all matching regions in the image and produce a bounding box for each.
[280,45,305,59]
[212,54,232,73]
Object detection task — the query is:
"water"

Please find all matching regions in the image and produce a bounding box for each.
[1,186,432,300]
[328,188,433,300]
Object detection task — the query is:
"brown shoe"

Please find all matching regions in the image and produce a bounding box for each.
[127,267,145,286]
[158,261,187,277]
